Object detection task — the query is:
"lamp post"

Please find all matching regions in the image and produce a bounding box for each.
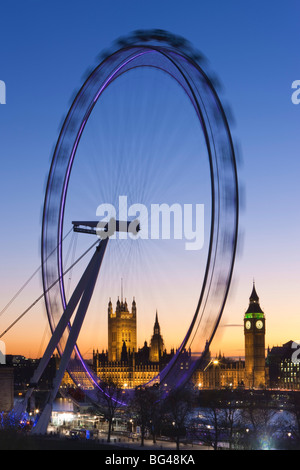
[203,358,220,389]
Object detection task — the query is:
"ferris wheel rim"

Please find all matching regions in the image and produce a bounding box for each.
[41,32,239,397]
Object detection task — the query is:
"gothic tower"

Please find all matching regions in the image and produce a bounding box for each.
[244,282,266,388]
[108,296,137,362]
[149,311,164,362]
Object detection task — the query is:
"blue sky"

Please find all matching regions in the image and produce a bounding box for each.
[0,0,299,357]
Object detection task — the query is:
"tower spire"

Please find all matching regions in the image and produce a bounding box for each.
[150,309,164,362]
[154,310,160,335]
[250,281,259,303]
[246,280,264,315]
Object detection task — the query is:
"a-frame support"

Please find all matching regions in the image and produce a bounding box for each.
[14,218,139,434]
[13,238,108,432]
[32,238,108,434]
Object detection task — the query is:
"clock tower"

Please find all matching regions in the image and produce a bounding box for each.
[244,282,266,388]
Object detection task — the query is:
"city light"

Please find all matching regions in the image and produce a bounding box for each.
[0,0,298,453]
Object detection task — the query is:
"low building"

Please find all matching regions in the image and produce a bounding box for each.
[193,355,245,390]
[267,340,300,390]
[0,366,14,412]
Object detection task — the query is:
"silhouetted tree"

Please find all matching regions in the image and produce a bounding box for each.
[280,392,300,449]
[161,385,194,450]
[129,386,153,446]
[219,389,243,449]
[239,391,277,450]
[143,384,161,444]
[195,390,225,450]
[98,380,124,443]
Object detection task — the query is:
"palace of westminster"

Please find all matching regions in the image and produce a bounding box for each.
[72,283,299,391]
[1,283,300,414]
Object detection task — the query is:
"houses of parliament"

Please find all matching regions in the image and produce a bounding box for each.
[91,283,268,390]
[2,283,299,414]
[92,297,175,389]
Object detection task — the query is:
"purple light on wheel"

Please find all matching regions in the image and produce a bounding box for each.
[41,30,239,403]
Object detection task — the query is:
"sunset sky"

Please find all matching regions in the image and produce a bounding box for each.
[0,0,299,360]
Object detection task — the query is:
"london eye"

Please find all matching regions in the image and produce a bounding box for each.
[15,30,239,433]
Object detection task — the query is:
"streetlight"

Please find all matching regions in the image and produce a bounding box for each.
[203,358,219,371]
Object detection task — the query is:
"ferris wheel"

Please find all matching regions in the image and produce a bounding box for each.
[15,30,239,434]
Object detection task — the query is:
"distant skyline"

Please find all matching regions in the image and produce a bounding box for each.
[0,1,299,360]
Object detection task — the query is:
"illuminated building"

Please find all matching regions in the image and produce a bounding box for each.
[66,283,270,391]
[93,297,173,388]
[244,283,266,388]
[94,286,268,390]
[267,341,300,390]
[195,283,268,390]
[194,355,245,390]
[108,297,137,362]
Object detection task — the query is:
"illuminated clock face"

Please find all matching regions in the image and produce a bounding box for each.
[245,320,251,330]
[256,320,263,329]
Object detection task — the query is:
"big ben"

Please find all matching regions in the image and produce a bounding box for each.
[244,282,266,388]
